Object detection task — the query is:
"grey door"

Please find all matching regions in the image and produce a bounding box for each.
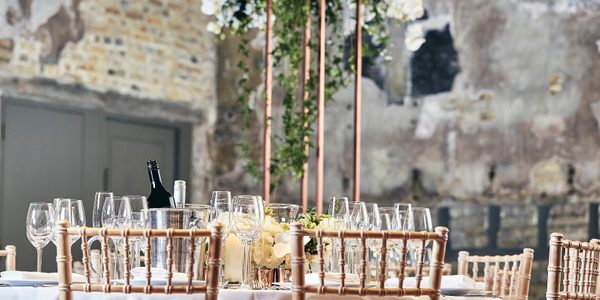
[1,102,87,271]
[0,100,189,272]
[106,118,177,197]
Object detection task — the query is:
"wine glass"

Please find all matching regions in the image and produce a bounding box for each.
[102,196,131,231]
[408,207,432,268]
[211,191,231,206]
[394,203,413,230]
[123,195,148,213]
[93,192,114,228]
[207,199,231,286]
[345,202,368,274]
[231,195,264,289]
[26,203,55,272]
[101,196,131,279]
[327,196,349,273]
[54,199,86,246]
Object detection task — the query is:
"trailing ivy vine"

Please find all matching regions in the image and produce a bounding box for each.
[201,0,424,193]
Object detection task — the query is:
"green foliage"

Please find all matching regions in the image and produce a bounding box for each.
[218,0,390,192]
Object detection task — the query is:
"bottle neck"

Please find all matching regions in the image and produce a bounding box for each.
[148,167,163,189]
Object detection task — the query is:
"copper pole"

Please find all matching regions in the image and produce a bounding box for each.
[352,0,362,202]
[263,0,273,203]
[316,0,326,214]
[300,0,311,213]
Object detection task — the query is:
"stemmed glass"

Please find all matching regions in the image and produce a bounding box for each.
[328,196,349,273]
[26,203,55,272]
[93,192,114,228]
[101,196,131,279]
[208,193,232,285]
[54,199,86,246]
[124,195,148,268]
[346,202,368,274]
[408,207,432,268]
[231,195,264,289]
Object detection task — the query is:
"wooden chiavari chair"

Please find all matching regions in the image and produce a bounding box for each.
[546,233,600,300]
[0,245,16,271]
[457,248,534,299]
[290,223,449,300]
[55,220,223,300]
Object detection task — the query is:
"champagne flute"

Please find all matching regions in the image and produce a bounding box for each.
[231,195,264,289]
[408,207,432,268]
[26,203,55,272]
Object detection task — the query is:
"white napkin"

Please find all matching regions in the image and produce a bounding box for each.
[305,273,361,286]
[385,275,478,289]
[130,267,189,281]
[0,271,86,282]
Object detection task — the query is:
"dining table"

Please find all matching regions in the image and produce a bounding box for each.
[0,286,499,300]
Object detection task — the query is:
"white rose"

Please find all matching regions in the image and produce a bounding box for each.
[405,24,426,52]
[207,22,222,35]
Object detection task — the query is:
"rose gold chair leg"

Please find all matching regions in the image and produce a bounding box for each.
[57,220,73,300]
[429,226,449,300]
[206,224,223,300]
[547,233,563,300]
[518,248,534,300]
[291,223,306,300]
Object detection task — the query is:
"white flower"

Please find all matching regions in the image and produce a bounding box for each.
[207,21,222,34]
[263,216,284,234]
[404,0,425,21]
[386,0,424,21]
[405,24,426,51]
[201,0,221,16]
[222,234,243,281]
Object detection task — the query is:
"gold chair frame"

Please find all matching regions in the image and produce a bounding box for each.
[55,220,223,300]
[457,248,534,299]
[290,223,449,300]
[546,233,600,300]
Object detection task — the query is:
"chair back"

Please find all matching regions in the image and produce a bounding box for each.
[546,233,600,300]
[289,223,449,300]
[0,245,16,271]
[55,220,223,300]
[457,248,534,299]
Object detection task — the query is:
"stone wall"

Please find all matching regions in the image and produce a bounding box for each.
[0,0,216,198]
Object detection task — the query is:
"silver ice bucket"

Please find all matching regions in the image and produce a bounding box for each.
[148,208,206,273]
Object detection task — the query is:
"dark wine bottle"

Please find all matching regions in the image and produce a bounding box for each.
[146,160,174,208]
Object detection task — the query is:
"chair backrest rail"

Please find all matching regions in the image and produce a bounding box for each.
[56,220,222,300]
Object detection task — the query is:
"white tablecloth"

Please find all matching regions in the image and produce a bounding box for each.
[0,286,497,300]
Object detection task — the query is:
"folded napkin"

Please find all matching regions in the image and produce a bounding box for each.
[385,275,478,289]
[0,271,86,282]
[305,273,361,286]
[130,267,189,281]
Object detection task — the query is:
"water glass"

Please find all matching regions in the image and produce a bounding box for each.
[231,195,264,289]
[26,203,55,272]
